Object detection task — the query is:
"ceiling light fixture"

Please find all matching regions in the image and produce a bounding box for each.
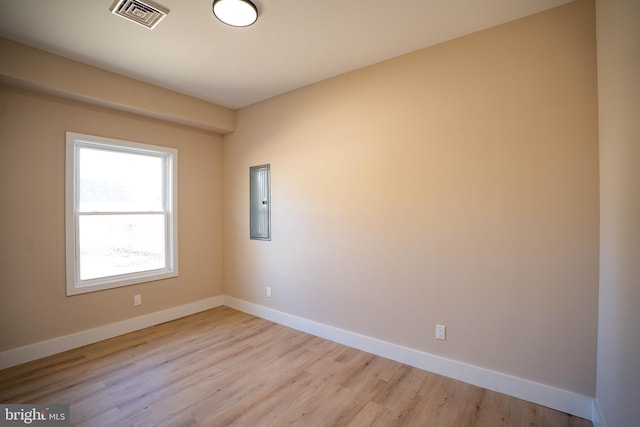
[212,0,258,27]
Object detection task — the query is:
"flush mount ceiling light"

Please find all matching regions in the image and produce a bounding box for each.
[212,0,258,27]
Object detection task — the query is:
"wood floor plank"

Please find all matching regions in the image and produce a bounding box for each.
[0,307,592,426]
[347,401,401,427]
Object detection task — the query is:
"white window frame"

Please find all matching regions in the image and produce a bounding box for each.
[65,132,178,296]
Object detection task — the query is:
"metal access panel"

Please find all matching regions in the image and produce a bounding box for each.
[250,164,271,240]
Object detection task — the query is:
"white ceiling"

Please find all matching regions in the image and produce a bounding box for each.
[0,0,573,109]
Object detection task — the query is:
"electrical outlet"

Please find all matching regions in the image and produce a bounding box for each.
[134,294,142,306]
[435,324,446,340]
[266,287,272,298]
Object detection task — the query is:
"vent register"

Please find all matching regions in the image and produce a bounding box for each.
[110,0,168,29]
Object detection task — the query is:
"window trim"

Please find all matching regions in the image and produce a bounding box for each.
[65,132,178,296]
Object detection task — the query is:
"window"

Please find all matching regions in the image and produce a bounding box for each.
[249,164,270,240]
[65,132,178,295]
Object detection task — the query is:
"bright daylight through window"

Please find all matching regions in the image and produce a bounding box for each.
[65,132,178,295]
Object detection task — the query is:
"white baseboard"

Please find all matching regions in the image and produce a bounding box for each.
[0,296,224,370]
[0,294,596,423]
[223,296,595,421]
[591,399,605,427]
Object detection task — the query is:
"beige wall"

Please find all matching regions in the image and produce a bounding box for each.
[0,86,224,351]
[224,0,599,396]
[596,0,640,426]
[0,38,235,134]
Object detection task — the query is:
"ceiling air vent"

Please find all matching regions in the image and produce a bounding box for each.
[110,0,168,29]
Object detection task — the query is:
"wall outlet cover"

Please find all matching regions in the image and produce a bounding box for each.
[435,324,446,340]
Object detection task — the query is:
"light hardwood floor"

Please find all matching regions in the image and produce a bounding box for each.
[0,307,592,427]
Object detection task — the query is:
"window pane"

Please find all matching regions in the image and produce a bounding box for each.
[79,147,164,212]
[79,214,166,280]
